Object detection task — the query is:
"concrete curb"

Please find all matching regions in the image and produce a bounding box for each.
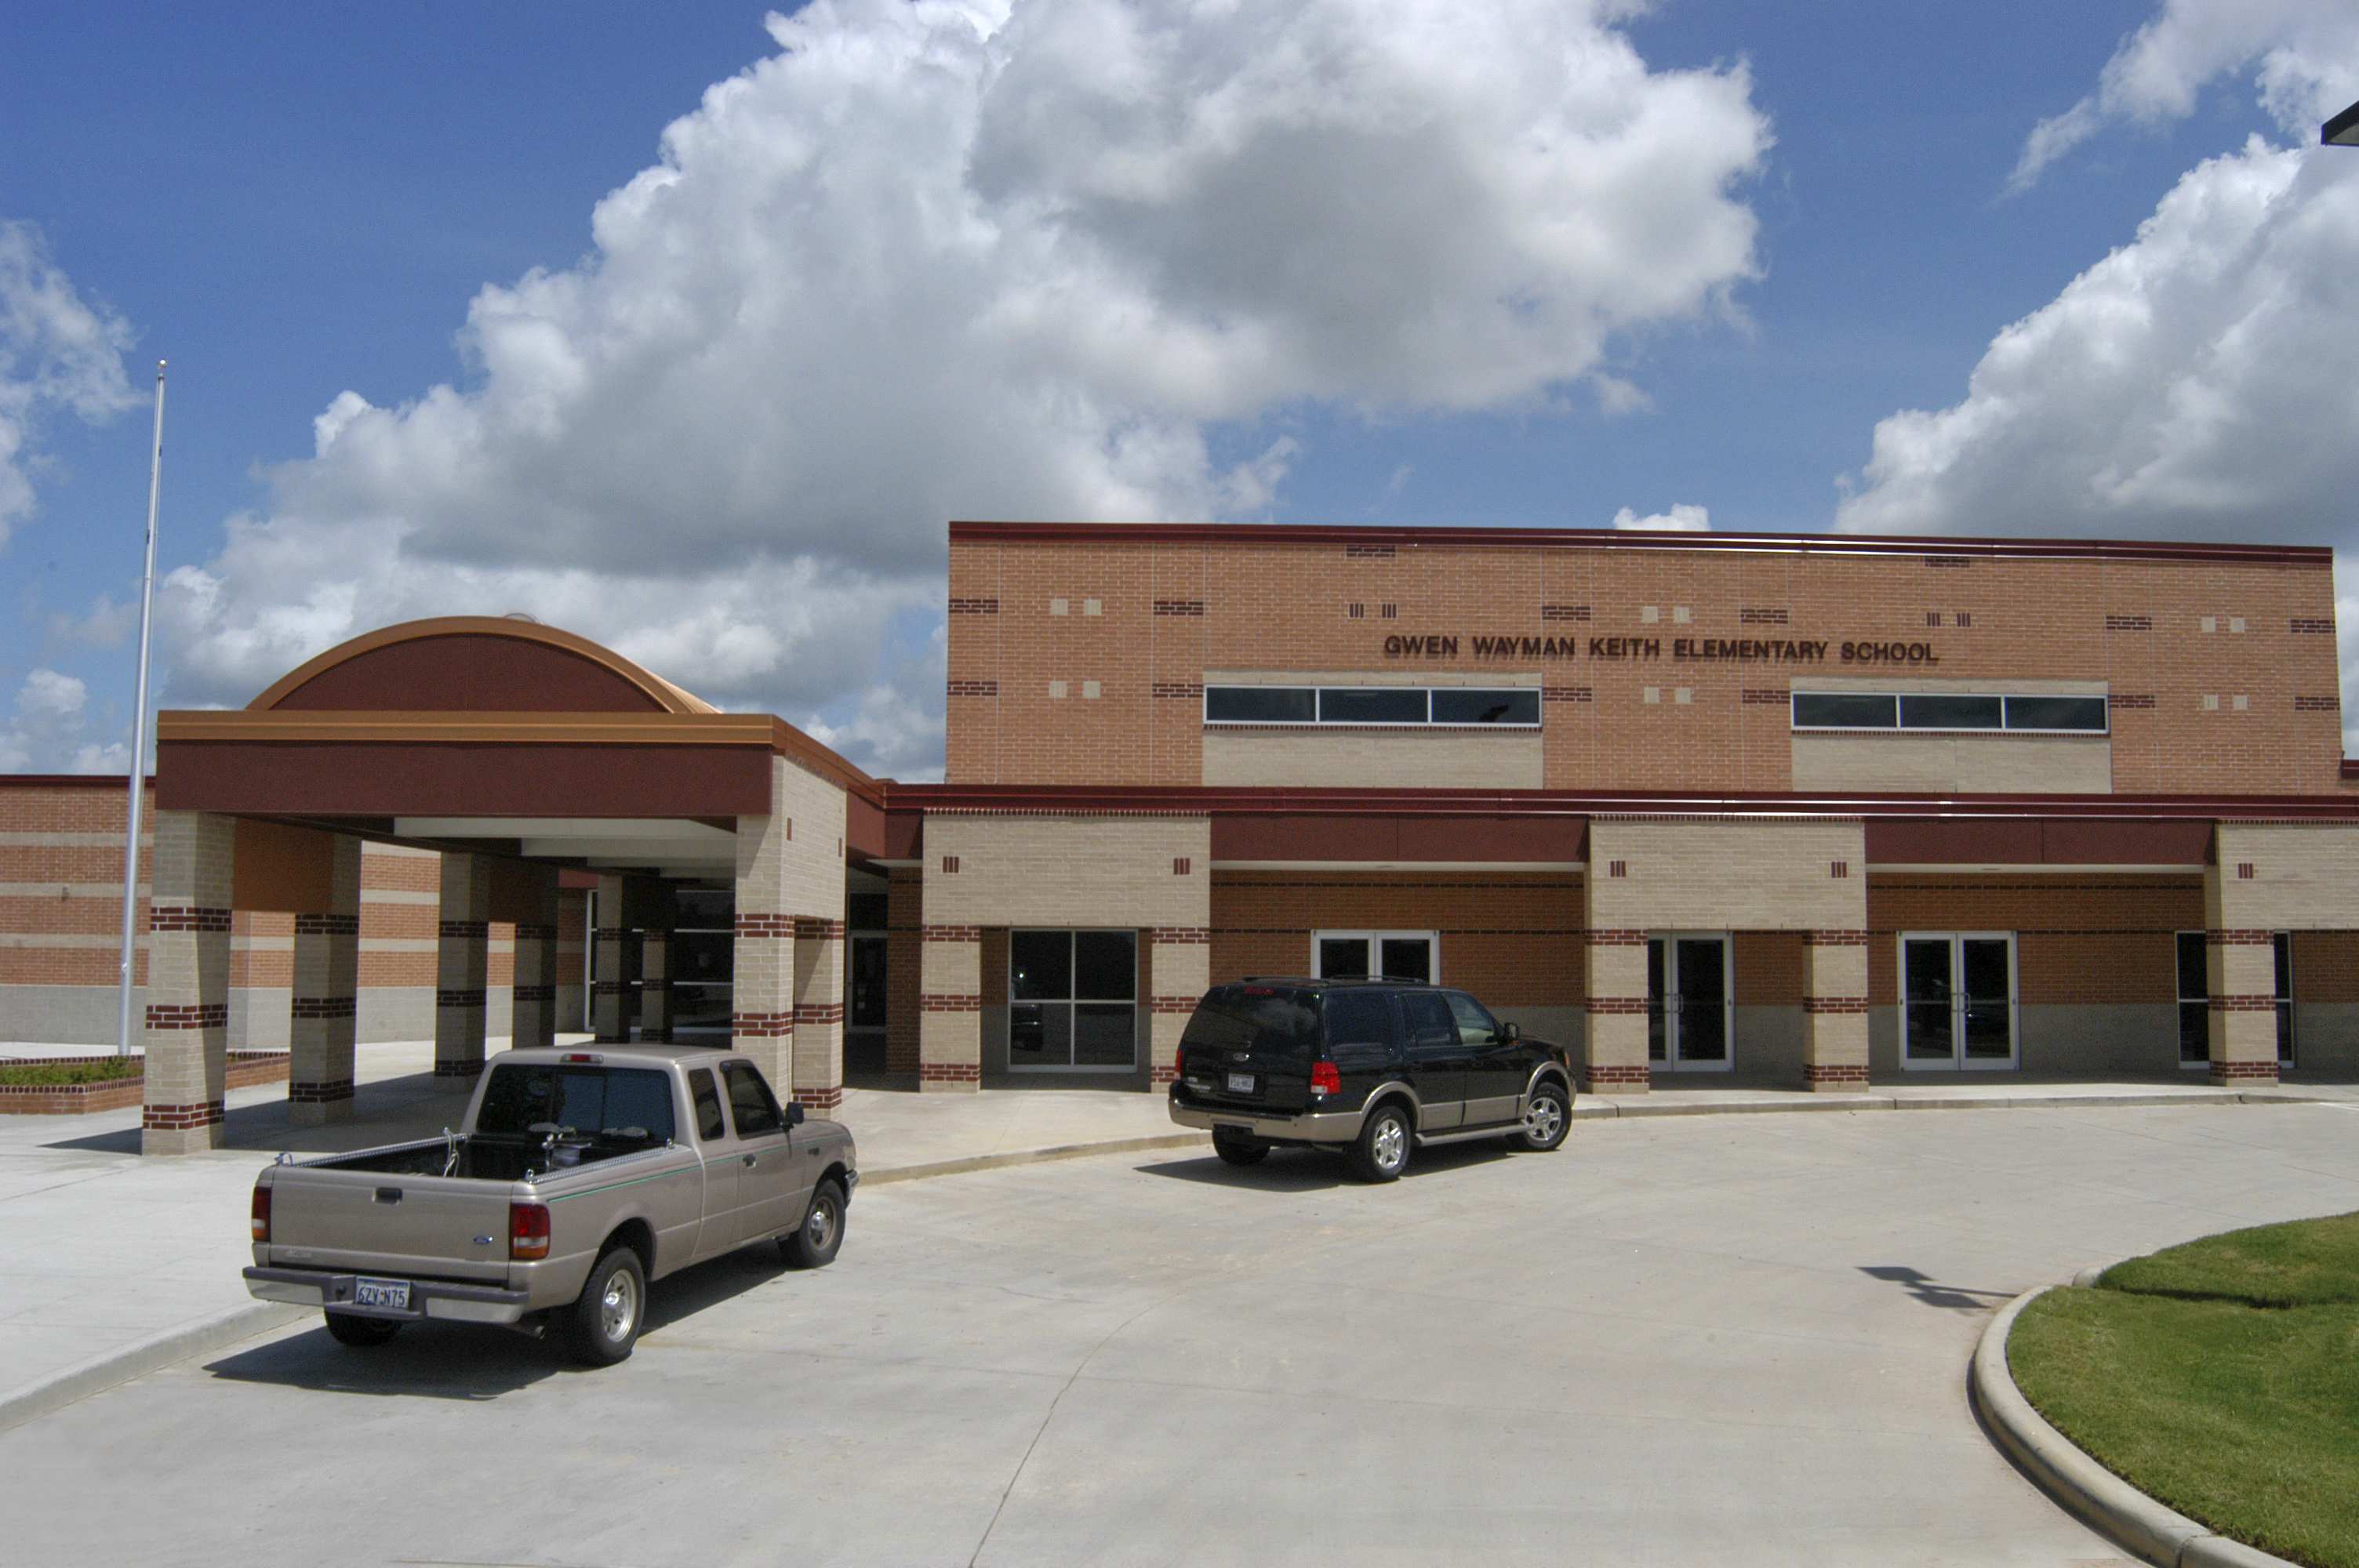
[1573,1089,2316,1120]
[0,1301,304,1436]
[1970,1286,2299,1568]
[860,1130,1210,1186]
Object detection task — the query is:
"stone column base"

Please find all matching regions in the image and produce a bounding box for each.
[142,1101,225,1156]
[2209,1060,2280,1086]
[1802,1063,1870,1091]
[920,1062,982,1092]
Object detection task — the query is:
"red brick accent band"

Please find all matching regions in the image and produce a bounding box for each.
[947,679,1000,697]
[1148,926,1210,943]
[1740,688,1786,704]
[2295,695,2340,711]
[732,1011,796,1037]
[1581,1064,1649,1088]
[794,1002,845,1024]
[1152,681,1206,699]
[947,596,1000,614]
[1153,599,1205,616]
[1801,996,1870,1014]
[2103,613,2152,632]
[2210,1060,2280,1080]
[1345,543,1396,559]
[793,916,847,940]
[1150,1065,1179,1085]
[146,1002,228,1031]
[1542,686,1594,702]
[293,913,361,937]
[736,913,794,938]
[2205,929,2277,945]
[290,996,357,1020]
[591,979,631,996]
[150,906,231,932]
[1587,997,1649,1014]
[144,1098,224,1131]
[1803,1063,1870,1085]
[1539,604,1592,621]
[920,1062,983,1083]
[921,993,983,1011]
[921,924,983,942]
[794,1086,845,1111]
[289,1079,355,1105]
[438,920,489,941]
[2208,995,2279,1011]
[1738,607,1790,626]
[511,923,559,942]
[2112,692,2157,709]
[1802,929,1870,946]
[1586,929,1647,946]
[432,1060,484,1078]
[593,926,633,941]
[437,988,487,1010]
[1150,996,1198,1014]
[512,984,557,1004]
[2290,616,2334,634]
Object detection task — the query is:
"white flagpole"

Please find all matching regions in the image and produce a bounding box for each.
[115,360,166,1059]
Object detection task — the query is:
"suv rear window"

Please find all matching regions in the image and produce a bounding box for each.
[477,1065,676,1147]
[1183,986,1321,1058]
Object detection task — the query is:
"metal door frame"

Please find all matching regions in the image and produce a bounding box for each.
[1648,931,1734,1073]
[1897,931,2019,1071]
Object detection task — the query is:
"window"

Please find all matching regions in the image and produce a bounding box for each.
[1398,991,1458,1055]
[847,934,888,1029]
[1203,685,1539,728]
[1793,691,2109,735]
[2175,931,2209,1067]
[1314,930,1437,984]
[1010,929,1138,1071]
[1321,989,1398,1051]
[688,1067,727,1142]
[2274,932,2295,1066]
[1444,991,1499,1047]
[1180,985,1320,1060]
[721,1059,783,1138]
[477,1065,677,1147]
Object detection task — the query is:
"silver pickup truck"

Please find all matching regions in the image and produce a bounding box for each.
[244,1044,856,1365]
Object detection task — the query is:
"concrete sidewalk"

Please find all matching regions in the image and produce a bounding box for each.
[0,1040,2346,1434]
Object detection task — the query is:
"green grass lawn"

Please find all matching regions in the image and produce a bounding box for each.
[0,1056,142,1087]
[2009,1213,2359,1568]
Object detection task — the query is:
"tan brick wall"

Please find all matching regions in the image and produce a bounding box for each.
[924,815,1211,929]
[1792,733,2111,793]
[1588,818,1868,933]
[947,538,2343,793]
[1202,728,1543,788]
[2211,824,2359,930]
[1209,870,1583,1005]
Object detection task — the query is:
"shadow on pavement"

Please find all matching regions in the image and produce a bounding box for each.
[1857,1265,2018,1312]
[42,1072,478,1158]
[1136,1141,1514,1190]
[202,1246,800,1401]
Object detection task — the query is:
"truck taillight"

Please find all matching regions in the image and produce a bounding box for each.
[250,1185,271,1243]
[510,1201,551,1261]
[1310,1061,1341,1097]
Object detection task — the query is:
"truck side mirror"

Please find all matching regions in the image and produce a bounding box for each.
[787,1102,807,1127]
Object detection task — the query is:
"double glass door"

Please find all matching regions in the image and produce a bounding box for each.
[1314,931,1436,985]
[1647,935,1732,1070]
[1901,933,2017,1069]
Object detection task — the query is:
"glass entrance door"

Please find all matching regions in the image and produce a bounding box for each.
[1646,934,1732,1071]
[1313,931,1436,985]
[1899,933,2017,1069]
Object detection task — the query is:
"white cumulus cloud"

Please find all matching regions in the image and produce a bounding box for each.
[0,221,140,546]
[93,0,1768,775]
[0,668,130,774]
[1612,503,1709,532]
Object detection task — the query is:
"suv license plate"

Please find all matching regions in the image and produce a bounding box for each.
[1227,1072,1255,1094]
[353,1276,411,1311]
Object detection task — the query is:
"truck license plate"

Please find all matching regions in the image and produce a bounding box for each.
[353,1276,410,1311]
[1227,1073,1255,1094]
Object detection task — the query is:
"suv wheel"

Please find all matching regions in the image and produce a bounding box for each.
[1519,1081,1571,1152]
[1350,1102,1412,1183]
[1212,1127,1268,1167]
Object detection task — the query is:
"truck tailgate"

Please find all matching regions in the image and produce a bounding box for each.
[267,1170,514,1284]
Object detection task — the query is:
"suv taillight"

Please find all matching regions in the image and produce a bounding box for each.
[510,1201,551,1261]
[250,1184,271,1243]
[1172,1047,1187,1081]
[1310,1061,1341,1097]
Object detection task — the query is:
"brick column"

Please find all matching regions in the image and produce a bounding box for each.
[792,916,845,1111]
[884,867,923,1074]
[509,865,561,1053]
[1581,928,1650,1092]
[732,803,796,1087]
[1801,929,1870,1091]
[591,873,631,1044]
[1147,926,1209,1085]
[434,852,492,1080]
[919,925,982,1091]
[142,811,235,1155]
[288,833,362,1123]
[638,884,676,1043]
[2205,860,2281,1086]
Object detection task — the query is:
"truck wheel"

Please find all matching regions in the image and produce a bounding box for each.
[781,1180,845,1269]
[1519,1081,1571,1151]
[323,1311,401,1348]
[1212,1127,1268,1167]
[565,1247,646,1366]
[1350,1102,1412,1183]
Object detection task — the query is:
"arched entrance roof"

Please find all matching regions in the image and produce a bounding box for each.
[249,616,719,716]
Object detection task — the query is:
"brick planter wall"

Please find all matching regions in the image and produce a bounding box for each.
[0,1051,289,1116]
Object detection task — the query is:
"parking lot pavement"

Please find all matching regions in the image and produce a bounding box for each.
[8,1099,2357,1567]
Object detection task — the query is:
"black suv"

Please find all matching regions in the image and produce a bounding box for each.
[1167,979,1576,1181]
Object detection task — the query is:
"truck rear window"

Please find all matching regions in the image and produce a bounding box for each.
[1181,987,1321,1058]
[478,1065,677,1147]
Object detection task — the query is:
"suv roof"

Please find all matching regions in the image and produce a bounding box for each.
[1232,976,1442,990]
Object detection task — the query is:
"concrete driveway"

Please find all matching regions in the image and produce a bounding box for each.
[9,1100,2357,1566]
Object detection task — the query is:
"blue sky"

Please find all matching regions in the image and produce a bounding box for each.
[3,0,2355,777]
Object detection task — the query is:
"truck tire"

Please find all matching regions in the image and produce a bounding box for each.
[564,1246,646,1366]
[781,1180,846,1269]
[323,1311,401,1348]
